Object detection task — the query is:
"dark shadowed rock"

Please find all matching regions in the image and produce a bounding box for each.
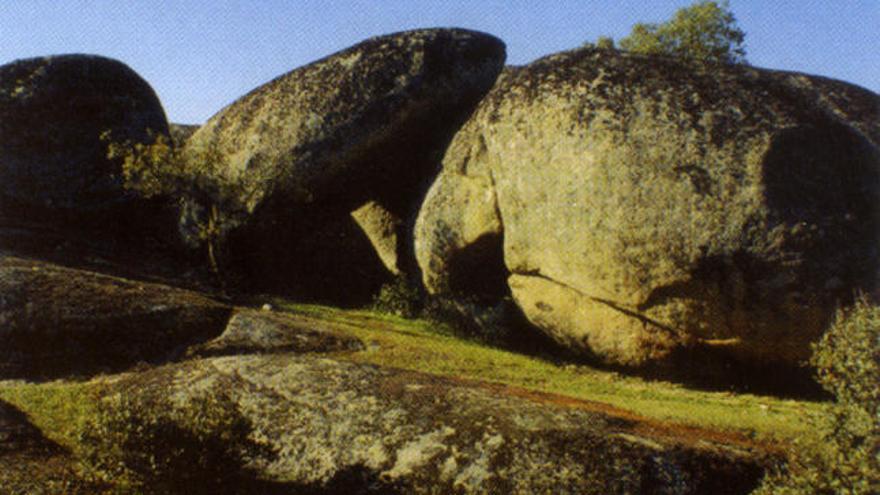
[416,48,880,370]
[187,308,364,358]
[0,54,170,236]
[106,354,770,494]
[185,28,506,302]
[226,211,395,306]
[0,255,231,379]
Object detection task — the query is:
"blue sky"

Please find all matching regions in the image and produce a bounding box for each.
[2,1,877,124]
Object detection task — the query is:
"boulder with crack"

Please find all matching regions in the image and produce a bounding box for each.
[415,47,880,369]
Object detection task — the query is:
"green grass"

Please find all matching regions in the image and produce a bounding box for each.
[276,301,824,443]
[0,300,826,455]
[0,380,103,451]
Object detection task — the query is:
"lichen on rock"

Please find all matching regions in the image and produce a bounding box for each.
[183,28,506,301]
[102,353,768,494]
[416,46,880,369]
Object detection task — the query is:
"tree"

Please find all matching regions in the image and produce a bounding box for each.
[617,1,747,64]
[102,130,243,282]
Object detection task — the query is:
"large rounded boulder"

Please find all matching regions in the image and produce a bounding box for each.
[415,48,880,369]
[184,28,505,301]
[0,54,170,232]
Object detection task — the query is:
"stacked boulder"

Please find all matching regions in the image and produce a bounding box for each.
[183,28,506,303]
[415,47,880,368]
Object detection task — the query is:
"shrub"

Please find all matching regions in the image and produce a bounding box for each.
[77,386,275,494]
[102,130,245,280]
[371,275,424,318]
[755,297,879,494]
[422,295,519,346]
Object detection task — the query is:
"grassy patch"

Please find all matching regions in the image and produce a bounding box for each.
[275,301,824,443]
[0,380,103,451]
[0,300,825,456]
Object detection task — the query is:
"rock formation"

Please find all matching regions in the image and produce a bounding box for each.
[184,28,506,302]
[416,48,880,368]
[0,255,231,379]
[0,54,170,235]
[2,35,875,493]
[100,353,768,494]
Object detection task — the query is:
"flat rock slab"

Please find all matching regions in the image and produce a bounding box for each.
[111,354,770,494]
[187,308,364,358]
[0,255,231,379]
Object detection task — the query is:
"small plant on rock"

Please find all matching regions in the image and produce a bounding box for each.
[102,130,245,282]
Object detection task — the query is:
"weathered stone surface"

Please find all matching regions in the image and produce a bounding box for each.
[187,308,364,358]
[185,28,505,300]
[107,354,769,494]
[0,54,170,231]
[0,255,231,379]
[414,152,504,299]
[416,48,880,368]
[351,201,404,275]
[169,123,199,147]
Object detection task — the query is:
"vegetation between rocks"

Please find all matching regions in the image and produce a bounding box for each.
[269,300,824,442]
[756,297,880,493]
[102,130,242,281]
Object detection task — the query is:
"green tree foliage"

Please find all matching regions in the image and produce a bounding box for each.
[582,35,616,50]
[755,298,880,494]
[617,1,746,64]
[102,131,242,279]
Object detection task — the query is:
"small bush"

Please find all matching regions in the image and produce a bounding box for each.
[78,386,275,494]
[372,276,424,318]
[102,130,245,281]
[755,297,879,494]
[422,295,519,346]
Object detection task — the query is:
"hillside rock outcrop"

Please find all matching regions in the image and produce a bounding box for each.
[416,48,880,368]
[0,54,170,235]
[184,28,506,301]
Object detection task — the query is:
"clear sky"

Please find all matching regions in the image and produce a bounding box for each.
[2,1,877,124]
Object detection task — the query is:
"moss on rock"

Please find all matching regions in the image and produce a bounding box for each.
[416,47,880,370]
